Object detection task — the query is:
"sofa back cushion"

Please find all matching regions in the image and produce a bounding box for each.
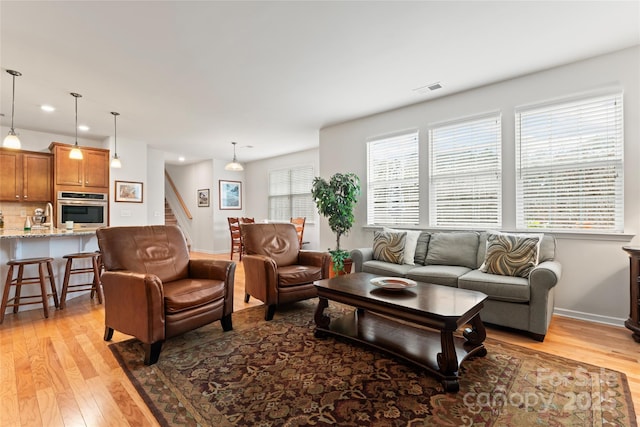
[413,232,431,265]
[425,231,479,269]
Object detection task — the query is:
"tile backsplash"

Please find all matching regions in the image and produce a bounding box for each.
[0,202,53,229]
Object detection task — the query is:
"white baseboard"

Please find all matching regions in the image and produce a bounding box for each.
[554,308,626,327]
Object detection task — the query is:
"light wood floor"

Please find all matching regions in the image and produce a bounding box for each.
[0,253,638,426]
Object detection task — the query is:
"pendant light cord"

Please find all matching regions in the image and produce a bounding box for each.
[75,95,78,144]
[10,73,16,131]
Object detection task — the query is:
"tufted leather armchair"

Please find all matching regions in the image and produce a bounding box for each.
[96,225,235,365]
[241,223,331,321]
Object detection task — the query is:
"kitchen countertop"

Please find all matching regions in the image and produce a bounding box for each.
[0,227,98,239]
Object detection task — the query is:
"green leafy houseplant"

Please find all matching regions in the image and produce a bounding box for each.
[311,172,361,274]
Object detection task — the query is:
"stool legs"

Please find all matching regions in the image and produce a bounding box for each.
[60,253,103,309]
[0,265,15,323]
[0,258,58,324]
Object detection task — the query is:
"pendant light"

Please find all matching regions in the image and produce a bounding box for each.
[224,142,244,171]
[69,92,83,159]
[3,69,22,149]
[110,112,122,168]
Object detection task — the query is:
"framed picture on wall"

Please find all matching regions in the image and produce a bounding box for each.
[115,180,143,203]
[198,189,210,207]
[219,180,242,210]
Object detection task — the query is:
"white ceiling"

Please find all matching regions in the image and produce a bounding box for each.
[1,1,639,164]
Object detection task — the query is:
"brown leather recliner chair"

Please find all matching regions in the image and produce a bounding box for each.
[241,223,330,321]
[96,225,235,365]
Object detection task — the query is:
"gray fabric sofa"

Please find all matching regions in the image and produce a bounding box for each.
[350,230,562,341]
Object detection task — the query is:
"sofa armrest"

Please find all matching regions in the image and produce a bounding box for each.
[529,260,562,292]
[188,259,236,316]
[298,251,331,278]
[350,248,374,273]
[101,270,165,344]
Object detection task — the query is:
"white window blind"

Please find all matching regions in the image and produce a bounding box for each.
[268,165,315,222]
[516,94,624,232]
[429,114,502,228]
[367,131,419,225]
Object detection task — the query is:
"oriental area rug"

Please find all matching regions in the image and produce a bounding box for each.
[109,300,636,427]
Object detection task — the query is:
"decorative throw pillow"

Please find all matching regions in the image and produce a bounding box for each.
[479,231,543,277]
[383,227,422,266]
[372,231,406,264]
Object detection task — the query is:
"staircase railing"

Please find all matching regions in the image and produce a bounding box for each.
[165,170,193,220]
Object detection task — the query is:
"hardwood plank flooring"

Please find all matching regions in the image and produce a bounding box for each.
[0,253,637,426]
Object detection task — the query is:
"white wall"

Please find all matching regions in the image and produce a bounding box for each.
[107,136,150,226]
[146,147,165,225]
[319,46,640,325]
[245,148,321,249]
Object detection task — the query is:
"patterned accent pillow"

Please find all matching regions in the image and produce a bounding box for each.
[479,231,543,277]
[372,231,406,264]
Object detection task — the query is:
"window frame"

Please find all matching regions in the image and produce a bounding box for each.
[515,92,624,233]
[366,130,420,226]
[268,164,315,223]
[428,112,502,229]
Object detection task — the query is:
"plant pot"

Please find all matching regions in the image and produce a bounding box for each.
[329,258,353,278]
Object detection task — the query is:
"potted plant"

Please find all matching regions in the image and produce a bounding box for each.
[311,172,361,275]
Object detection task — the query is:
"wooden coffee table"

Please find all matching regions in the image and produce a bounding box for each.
[313,272,488,392]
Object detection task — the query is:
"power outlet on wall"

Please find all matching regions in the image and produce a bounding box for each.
[20,210,26,217]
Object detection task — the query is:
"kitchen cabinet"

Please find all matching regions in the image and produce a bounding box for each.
[0,149,52,202]
[49,142,109,191]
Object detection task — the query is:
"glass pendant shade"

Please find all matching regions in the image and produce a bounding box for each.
[69,92,83,160]
[110,112,121,168]
[3,70,22,149]
[224,142,244,171]
[3,132,21,149]
[110,155,122,168]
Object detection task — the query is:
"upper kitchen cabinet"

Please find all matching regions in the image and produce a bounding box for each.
[0,148,52,202]
[49,142,109,191]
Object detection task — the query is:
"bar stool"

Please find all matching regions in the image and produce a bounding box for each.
[0,257,59,323]
[60,252,103,309]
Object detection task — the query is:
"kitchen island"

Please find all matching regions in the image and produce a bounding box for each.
[0,227,100,318]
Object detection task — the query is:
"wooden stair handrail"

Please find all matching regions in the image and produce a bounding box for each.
[165,170,193,220]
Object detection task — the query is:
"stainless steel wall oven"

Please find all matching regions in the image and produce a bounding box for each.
[57,191,108,229]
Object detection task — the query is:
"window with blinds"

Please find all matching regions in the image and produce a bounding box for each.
[429,114,502,228]
[268,165,315,222]
[366,131,419,225]
[516,94,624,232]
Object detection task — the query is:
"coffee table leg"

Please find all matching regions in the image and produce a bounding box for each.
[437,330,460,392]
[314,297,330,338]
[463,314,488,356]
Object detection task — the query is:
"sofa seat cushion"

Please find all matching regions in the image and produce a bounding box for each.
[163,278,225,314]
[458,270,530,303]
[362,260,414,277]
[406,265,471,288]
[277,265,323,287]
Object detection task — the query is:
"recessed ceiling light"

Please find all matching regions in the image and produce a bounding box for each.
[41,105,55,112]
[78,125,89,131]
[178,156,185,162]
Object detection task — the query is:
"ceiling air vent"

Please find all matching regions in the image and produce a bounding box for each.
[412,82,443,95]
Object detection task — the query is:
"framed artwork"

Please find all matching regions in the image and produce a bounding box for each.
[115,180,143,203]
[219,180,242,210]
[198,188,210,207]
